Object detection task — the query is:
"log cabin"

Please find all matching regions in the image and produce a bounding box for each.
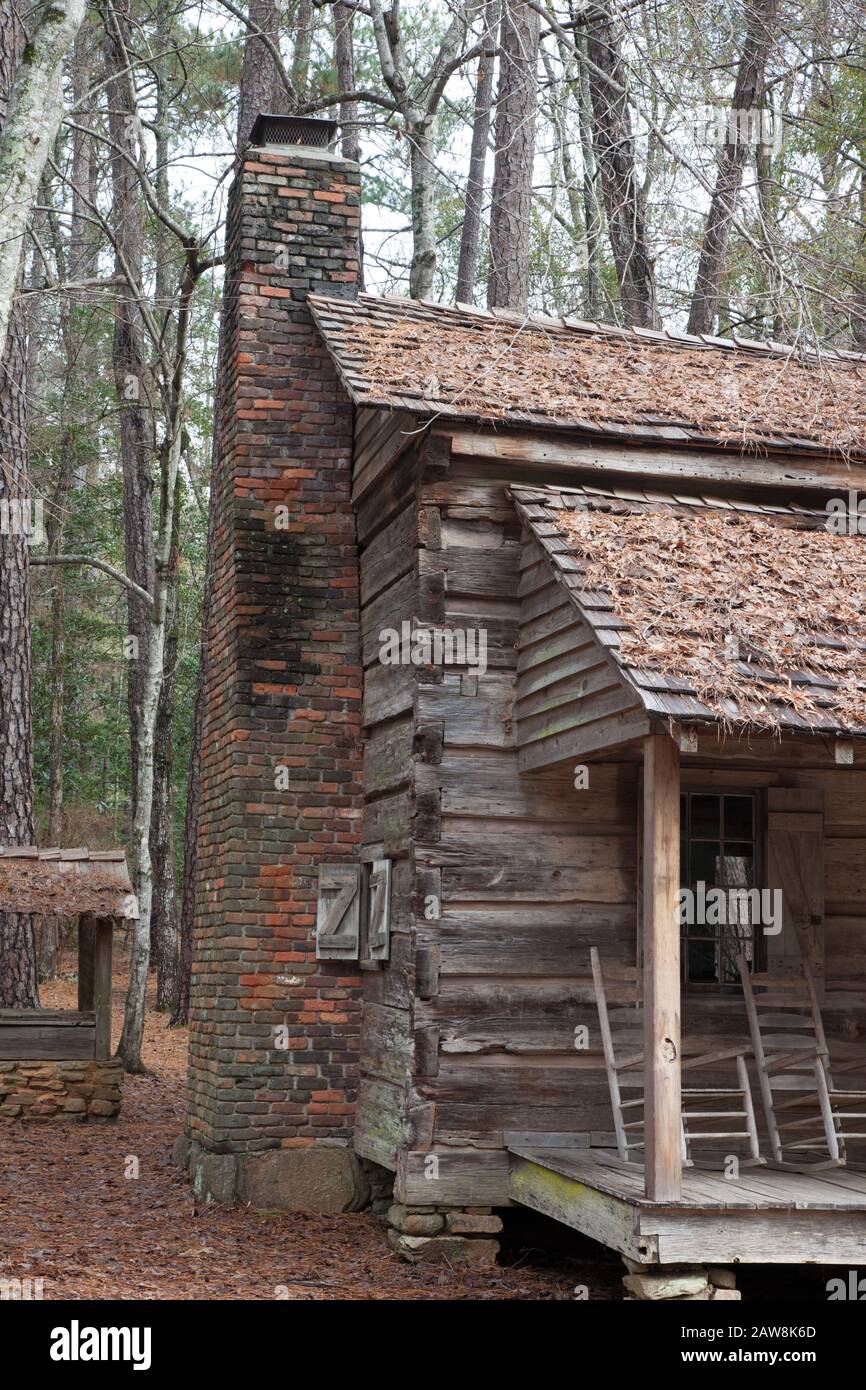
[180,113,866,1295]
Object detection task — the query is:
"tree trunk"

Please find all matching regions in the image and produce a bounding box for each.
[687,0,779,336]
[0,0,37,1008]
[291,0,313,102]
[238,0,289,143]
[455,0,498,305]
[41,24,95,982]
[408,119,437,299]
[172,477,215,1028]
[0,297,37,1007]
[103,5,155,821]
[585,7,659,328]
[151,478,181,1013]
[853,170,866,350]
[117,417,184,1067]
[149,0,180,1014]
[150,623,178,1011]
[334,1,363,287]
[0,0,85,363]
[486,0,540,312]
[575,28,606,321]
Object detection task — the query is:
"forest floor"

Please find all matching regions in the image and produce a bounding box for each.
[0,957,623,1300]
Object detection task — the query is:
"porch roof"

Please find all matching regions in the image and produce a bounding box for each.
[308,291,866,458]
[511,483,866,738]
[0,848,138,919]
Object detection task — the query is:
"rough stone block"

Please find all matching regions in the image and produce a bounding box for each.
[172,1134,191,1170]
[88,1098,118,1118]
[237,1146,370,1214]
[387,1232,499,1266]
[387,1204,444,1235]
[444,1211,503,1235]
[192,1152,239,1206]
[623,1272,710,1301]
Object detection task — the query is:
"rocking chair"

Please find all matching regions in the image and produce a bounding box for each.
[738,954,866,1168]
[591,947,763,1168]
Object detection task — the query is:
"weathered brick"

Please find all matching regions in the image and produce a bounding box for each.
[186,131,363,1178]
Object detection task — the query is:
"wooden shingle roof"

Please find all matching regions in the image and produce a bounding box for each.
[0,848,138,918]
[309,292,866,458]
[511,483,866,738]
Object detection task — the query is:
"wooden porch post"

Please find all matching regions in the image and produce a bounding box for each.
[77,913,113,1059]
[643,732,682,1201]
[93,919,113,1060]
[77,913,96,1012]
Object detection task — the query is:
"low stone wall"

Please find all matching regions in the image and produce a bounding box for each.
[0,1058,123,1120]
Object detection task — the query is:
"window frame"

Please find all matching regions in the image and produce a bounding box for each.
[679,786,766,995]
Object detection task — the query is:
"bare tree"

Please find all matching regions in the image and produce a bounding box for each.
[35,0,220,1067]
[687,0,780,336]
[369,0,484,298]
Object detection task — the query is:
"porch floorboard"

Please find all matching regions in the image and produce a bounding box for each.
[506,1145,866,1265]
[509,1145,866,1209]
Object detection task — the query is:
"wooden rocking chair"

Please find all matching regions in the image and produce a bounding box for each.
[591,947,763,1168]
[738,955,866,1168]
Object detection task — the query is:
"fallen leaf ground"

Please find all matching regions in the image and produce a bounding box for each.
[0,957,623,1301]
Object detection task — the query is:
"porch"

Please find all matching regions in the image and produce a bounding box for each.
[507,1143,866,1266]
[507,482,866,1246]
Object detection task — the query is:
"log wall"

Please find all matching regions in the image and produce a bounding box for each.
[353,420,866,1208]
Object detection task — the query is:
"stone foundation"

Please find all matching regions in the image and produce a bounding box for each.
[622,1261,740,1301]
[173,1136,371,1214]
[0,1058,123,1121]
[387,1203,502,1265]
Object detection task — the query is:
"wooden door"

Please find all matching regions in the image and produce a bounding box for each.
[766,788,824,983]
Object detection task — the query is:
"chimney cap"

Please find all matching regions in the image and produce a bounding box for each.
[248,113,338,150]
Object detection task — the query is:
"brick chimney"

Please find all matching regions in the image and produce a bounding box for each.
[183,116,367,1212]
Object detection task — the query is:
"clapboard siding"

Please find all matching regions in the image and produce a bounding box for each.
[515,535,643,773]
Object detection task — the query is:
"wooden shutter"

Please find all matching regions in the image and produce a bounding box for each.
[366,859,391,962]
[316,864,361,960]
[766,788,824,981]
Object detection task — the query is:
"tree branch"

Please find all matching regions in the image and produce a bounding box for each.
[30,554,154,609]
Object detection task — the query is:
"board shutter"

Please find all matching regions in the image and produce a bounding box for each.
[316,864,361,960]
[366,859,391,962]
[765,788,824,982]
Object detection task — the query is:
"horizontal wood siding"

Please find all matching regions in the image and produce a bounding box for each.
[410,474,639,1191]
[353,431,424,1171]
[516,536,644,771]
[354,418,866,1205]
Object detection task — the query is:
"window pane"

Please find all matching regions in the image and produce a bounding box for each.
[722,846,755,885]
[724,796,754,840]
[688,939,717,982]
[690,794,720,838]
[690,840,720,887]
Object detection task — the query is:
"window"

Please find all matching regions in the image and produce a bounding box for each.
[679,791,763,992]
